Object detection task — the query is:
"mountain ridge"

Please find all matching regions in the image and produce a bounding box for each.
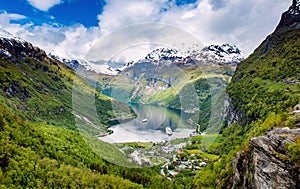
[50,43,244,76]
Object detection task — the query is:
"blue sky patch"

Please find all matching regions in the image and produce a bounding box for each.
[0,0,106,27]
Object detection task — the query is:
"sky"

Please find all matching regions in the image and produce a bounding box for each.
[0,0,291,61]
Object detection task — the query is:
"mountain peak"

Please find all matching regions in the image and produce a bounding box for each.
[276,0,300,31]
[291,0,300,13]
[0,28,14,39]
[145,47,186,63]
[194,44,244,65]
[143,44,244,66]
[0,28,46,60]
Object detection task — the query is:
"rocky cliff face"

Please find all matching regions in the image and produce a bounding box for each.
[0,33,47,61]
[223,93,247,126]
[232,127,300,189]
[276,0,300,32]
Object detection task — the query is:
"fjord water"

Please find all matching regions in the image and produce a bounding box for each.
[100,104,196,143]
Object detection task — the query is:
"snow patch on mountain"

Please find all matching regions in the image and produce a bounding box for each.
[89,63,119,75]
[49,52,120,75]
[199,44,244,65]
[0,49,12,58]
[0,29,14,39]
[0,28,27,46]
[115,44,244,72]
[145,47,187,63]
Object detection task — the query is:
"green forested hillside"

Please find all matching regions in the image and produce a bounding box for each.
[227,27,300,122]
[1,2,300,188]
[0,100,188,188]
[193,3,300,188]
[0,39,136,134]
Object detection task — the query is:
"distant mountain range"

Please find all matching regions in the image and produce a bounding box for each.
[0,27,243,76]
[50,43,244,76]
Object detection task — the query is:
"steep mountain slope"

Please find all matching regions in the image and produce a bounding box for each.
[0,31,135,134]
[194,1,300,188]
[227,1,300,124]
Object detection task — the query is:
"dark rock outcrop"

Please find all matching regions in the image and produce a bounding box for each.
[232,127,300,189]
[4,81,30,100]
[0,37,47,61]
[276,0,300,32]
[223,93,247,126]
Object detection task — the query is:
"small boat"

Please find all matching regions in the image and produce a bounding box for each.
[165,127,172,136]
[142,119,148,123]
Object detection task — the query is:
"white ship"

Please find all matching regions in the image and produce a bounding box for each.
[165,127,172,136]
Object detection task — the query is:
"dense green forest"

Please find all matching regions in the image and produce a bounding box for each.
[0,97,194,188]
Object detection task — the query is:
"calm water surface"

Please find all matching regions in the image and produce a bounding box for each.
[100,104,196,143]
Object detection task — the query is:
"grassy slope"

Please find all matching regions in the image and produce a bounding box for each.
[0,99,198,188]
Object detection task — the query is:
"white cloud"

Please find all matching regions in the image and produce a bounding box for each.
[0,0,292,61]
[98,0,169,34]
[0,11,27,21]
[0,12,101,59]
[50,25,101,59]
[97,0,291,56]
[0,12,32,36]
[27,0,62,11]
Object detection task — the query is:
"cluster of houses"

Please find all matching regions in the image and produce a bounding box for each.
[162,153,208,177]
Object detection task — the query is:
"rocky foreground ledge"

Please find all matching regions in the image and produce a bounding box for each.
[233,127,300,189]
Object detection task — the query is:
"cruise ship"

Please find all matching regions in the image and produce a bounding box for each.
[165,127,172,136]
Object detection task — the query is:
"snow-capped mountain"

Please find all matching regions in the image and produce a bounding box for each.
[0,28,120,76]
[121,44,244,70]
[0,29,29,47]
[199,44,244,65]
[49,53,120,75]
[0,29,14,39]
[145,47,187,63]
[0,28,47,61]
[0,27,243,75]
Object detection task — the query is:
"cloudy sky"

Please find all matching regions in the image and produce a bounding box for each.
[0,0,291,61]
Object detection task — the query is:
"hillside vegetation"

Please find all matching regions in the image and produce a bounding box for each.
[193,3,300,188]
[227,28,300,123]
[0,39,135,134]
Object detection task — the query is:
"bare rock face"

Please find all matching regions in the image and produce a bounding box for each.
[276,0,300,31]
[223,93,248,126]
[250,128,300,189]
[0,36,47,61]
[232,128,300,189]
